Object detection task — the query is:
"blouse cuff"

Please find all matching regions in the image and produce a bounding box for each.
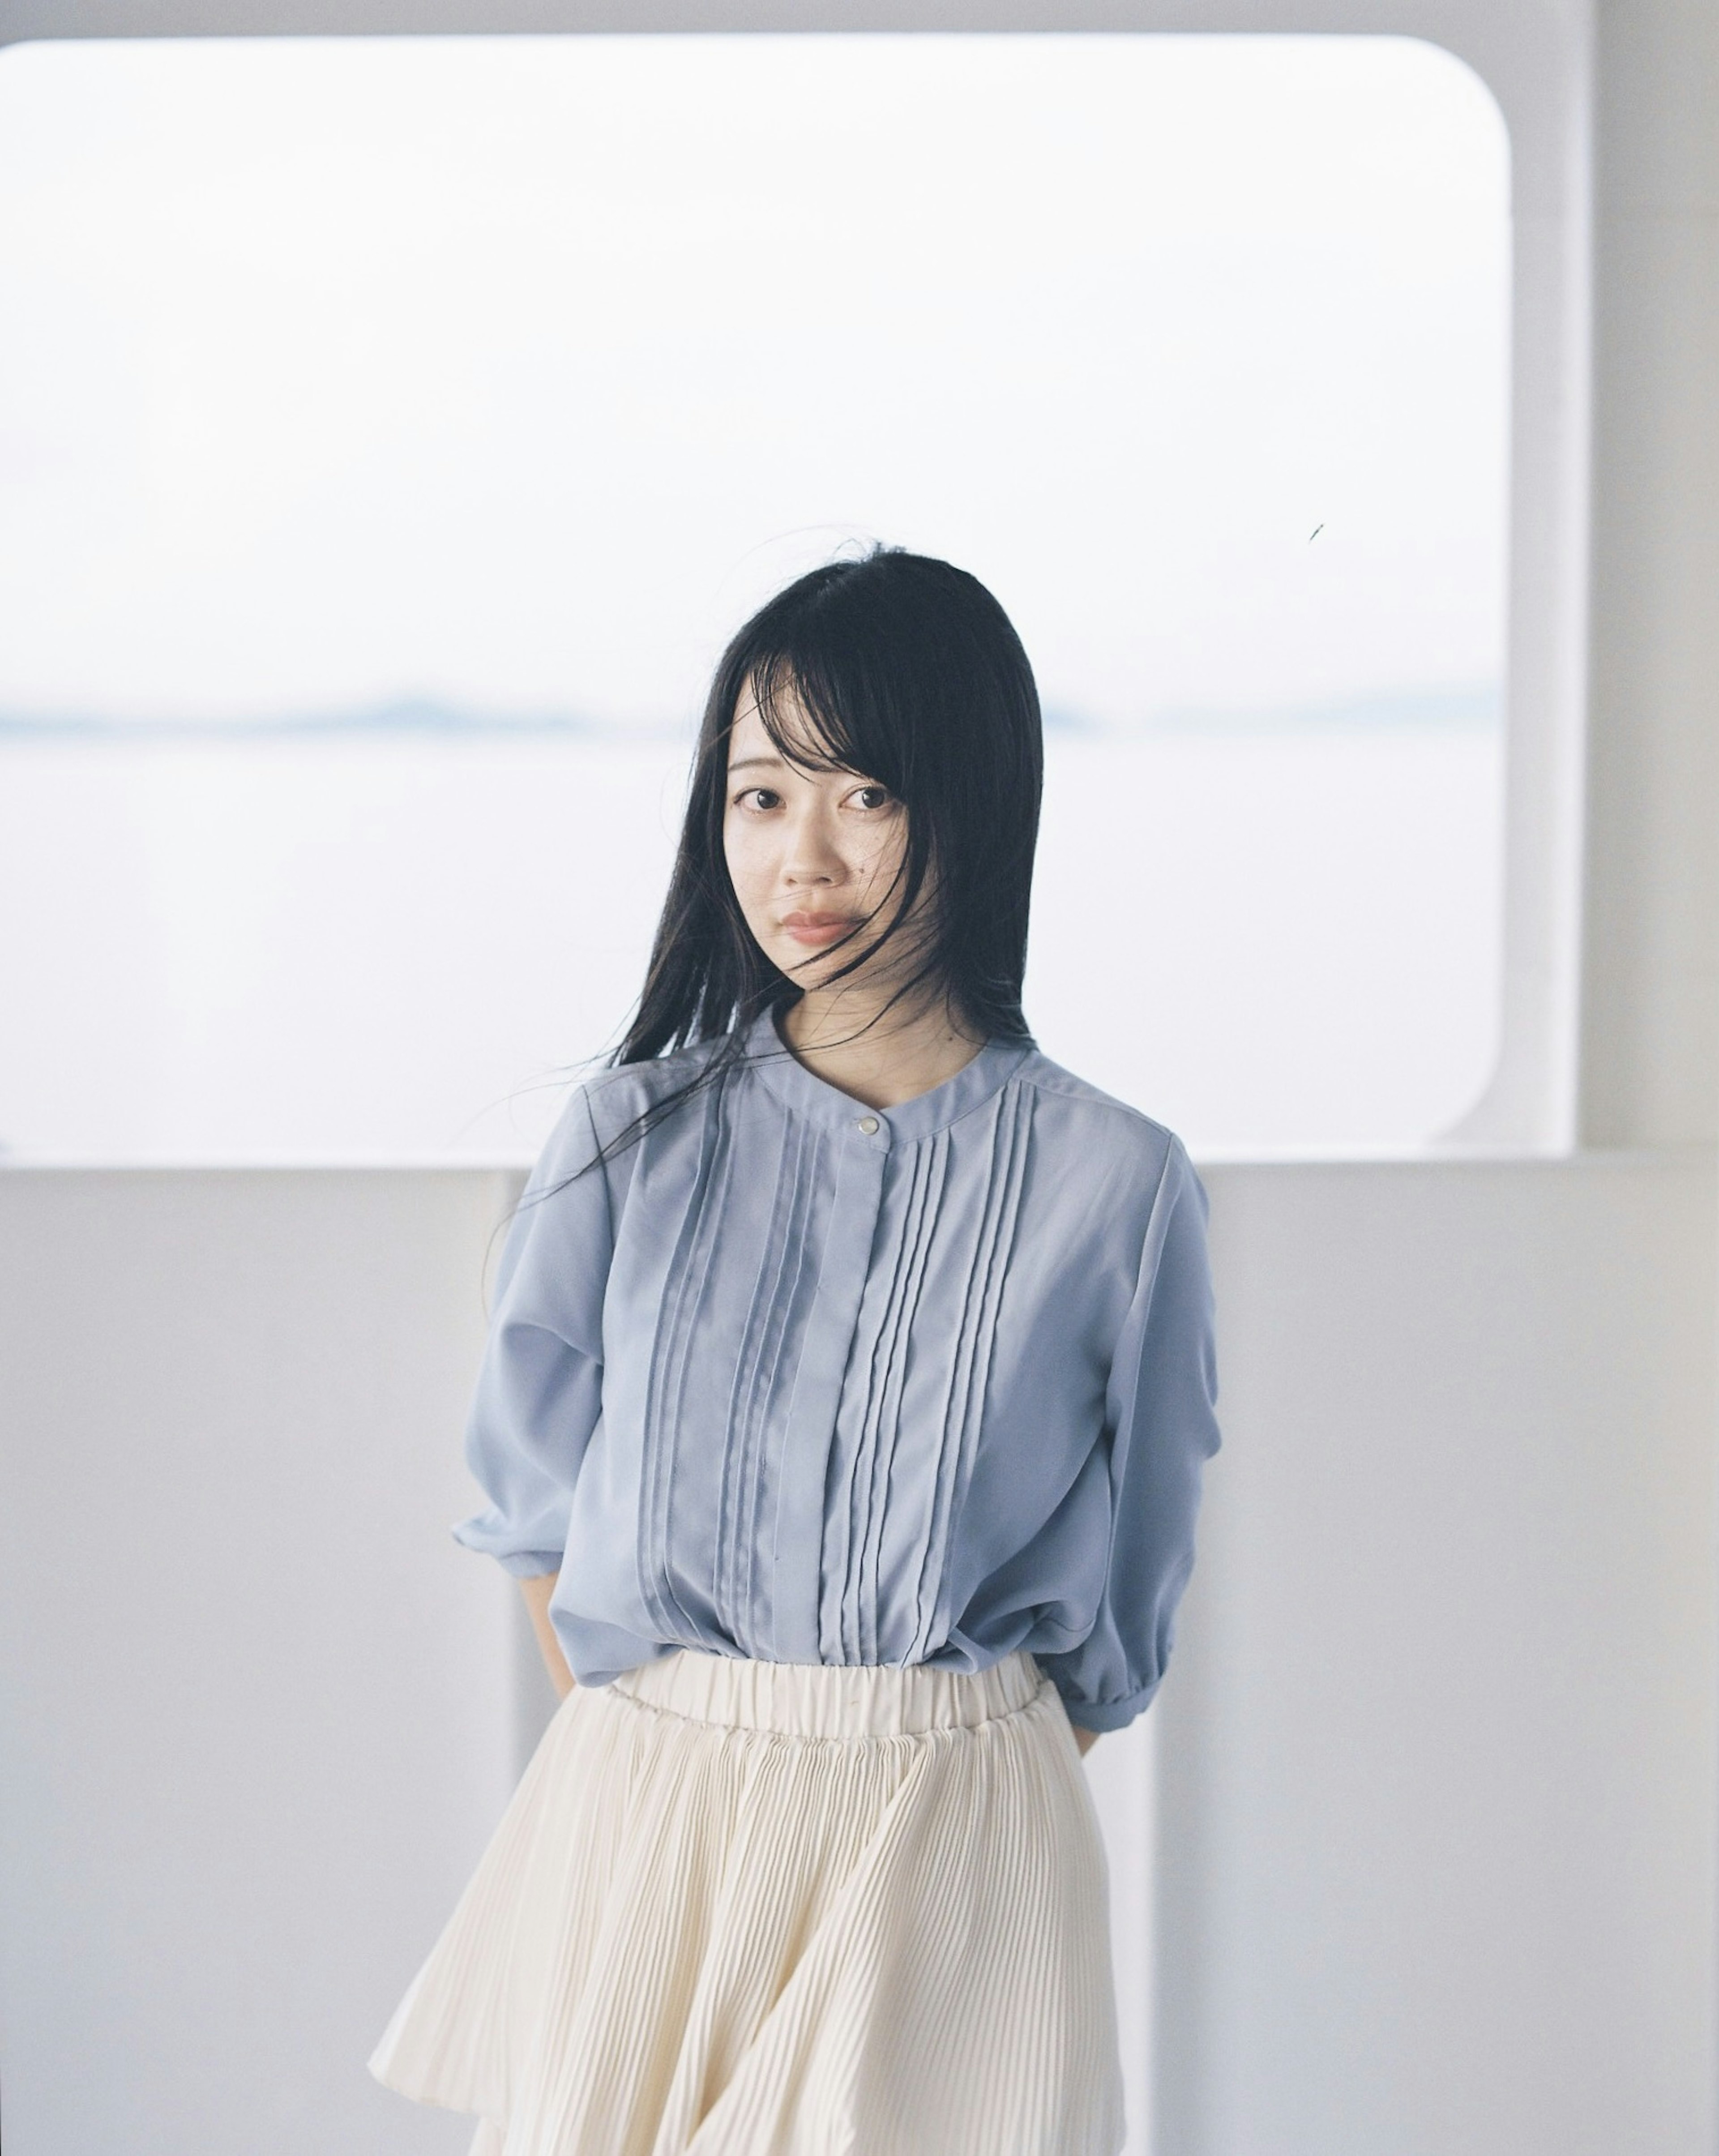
[1059,1675,1162,1734]
[452,1509,564,1579]
[495,1549,563,1579]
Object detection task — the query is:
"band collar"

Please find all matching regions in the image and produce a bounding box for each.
[742,1006,1033,1145]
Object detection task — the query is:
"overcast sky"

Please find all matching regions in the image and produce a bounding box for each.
[0,33,1509,728]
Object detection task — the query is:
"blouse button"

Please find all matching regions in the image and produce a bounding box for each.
[857,1115,881,1136]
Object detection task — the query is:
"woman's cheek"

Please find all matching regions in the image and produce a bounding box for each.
[726,835,773,928]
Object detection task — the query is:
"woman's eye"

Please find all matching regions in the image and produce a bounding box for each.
[735,787,782,812]
[851,786,892,812]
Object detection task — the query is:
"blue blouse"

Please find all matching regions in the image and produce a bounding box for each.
[455,1012,1221,1732]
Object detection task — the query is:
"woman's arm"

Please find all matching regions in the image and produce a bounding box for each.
[1072,1724,1099,1758]
[519,1573,576,1699]
[1039,1139,1221,1741]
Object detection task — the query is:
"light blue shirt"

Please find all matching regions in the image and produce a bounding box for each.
[456,1013,1221,1732]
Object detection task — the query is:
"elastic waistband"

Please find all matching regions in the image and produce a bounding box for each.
[607,1645,1046,1738]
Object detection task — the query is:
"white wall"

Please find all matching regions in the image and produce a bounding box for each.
[0,1170,519,2156]
[1160,1156,1718,2156]
[4,1159,1713,2154]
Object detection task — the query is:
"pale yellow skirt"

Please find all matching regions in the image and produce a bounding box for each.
[368,1646,1125,2156]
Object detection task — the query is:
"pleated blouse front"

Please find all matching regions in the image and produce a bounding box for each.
[456,1013,1221,1734]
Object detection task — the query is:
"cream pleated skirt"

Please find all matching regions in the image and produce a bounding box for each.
[369,1646,1125,2156]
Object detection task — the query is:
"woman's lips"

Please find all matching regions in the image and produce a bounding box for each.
[779,913,859,947]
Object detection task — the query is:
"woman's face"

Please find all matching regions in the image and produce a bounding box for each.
[723,684,914,993]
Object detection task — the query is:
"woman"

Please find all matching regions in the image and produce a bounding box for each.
[370,548,1221,2155]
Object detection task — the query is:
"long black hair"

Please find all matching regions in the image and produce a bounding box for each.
[519,548,1043,1208]
[619,544,1043,1075]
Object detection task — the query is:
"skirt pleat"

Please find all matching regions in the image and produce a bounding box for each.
[368,1647,1125,2156]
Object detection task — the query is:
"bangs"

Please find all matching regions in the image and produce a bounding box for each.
[742,644,897,789]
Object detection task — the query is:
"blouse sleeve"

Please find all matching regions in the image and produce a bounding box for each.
[451,1083,614,1579]
[1038,1136,1222,1732]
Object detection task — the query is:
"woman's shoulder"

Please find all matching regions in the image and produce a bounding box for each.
[581,1037,726,1128]
[529,1036,727,1178]
[1011,1045,1194,1188]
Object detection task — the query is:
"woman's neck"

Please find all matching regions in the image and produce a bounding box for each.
[777,986,986,1112]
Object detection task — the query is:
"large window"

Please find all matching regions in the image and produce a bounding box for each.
[0,33,1508,1159]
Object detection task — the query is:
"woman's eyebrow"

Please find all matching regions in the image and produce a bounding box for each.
[727,754,787,774]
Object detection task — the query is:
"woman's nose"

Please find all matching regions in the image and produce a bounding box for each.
[781,809,845,886]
